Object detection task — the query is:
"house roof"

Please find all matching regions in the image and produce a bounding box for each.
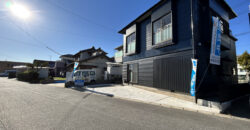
[74,46,96,57]
[79,54,113,62]
[219,0,237,19]
[74,47,108,57]
[60,54,74,58]
[119,0,237,34]
[115,45,123,50]
[33,59,55,63]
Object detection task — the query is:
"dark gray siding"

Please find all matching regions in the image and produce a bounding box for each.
[138,59,154,87]
[124,50,193,92]
[153,51,192,93]
[151,0,172,22]
[122,64,127,82]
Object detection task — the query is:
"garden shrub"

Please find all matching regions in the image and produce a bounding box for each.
[17,71,39,83]
[8,72,16,79]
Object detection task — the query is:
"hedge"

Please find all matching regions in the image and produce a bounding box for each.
[17,71,39,83]
[8,72,16,79]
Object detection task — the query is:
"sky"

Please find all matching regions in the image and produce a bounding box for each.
[0,0,249,63]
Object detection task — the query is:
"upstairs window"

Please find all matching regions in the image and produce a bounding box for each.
[153,13,172,45]
[126,33,136,54]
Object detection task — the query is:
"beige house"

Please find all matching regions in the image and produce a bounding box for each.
[66,47,113,81]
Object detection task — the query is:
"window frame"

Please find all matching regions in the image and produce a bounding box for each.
[152,12,174,48]
[126,32,136,55]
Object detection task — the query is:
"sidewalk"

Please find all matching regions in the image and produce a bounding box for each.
[85,84,221,114]
[47,83,250,121]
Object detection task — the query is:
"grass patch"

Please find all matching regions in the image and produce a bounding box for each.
[54,77,66,81]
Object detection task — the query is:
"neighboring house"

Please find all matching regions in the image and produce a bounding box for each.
[58,54,75,77]
[33,59,57,77]
[119,0,238,99]
[106,45,123,80]
[66,47,113,81]
[33,59,66,77]
[237,64,249,84]
[60,54,74,66]
[0,61,29,73]
[114,45,123,63]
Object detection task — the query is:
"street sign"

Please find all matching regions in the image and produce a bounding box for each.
[190,59,198,97]
[210,17,221,65]
[74,80,84,87]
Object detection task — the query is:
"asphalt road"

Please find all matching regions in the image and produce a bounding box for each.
[0,78,250,130]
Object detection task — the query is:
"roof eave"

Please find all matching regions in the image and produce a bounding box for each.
[118,0,166,34]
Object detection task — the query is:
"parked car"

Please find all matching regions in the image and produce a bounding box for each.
[0,70,17,77]
[0,72,8,77]
[65,69,96,88]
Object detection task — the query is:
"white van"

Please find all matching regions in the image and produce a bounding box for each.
[65,70,96,87]
[73,70,96,83]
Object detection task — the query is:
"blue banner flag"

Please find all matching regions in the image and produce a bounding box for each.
[72,62,79,78]
[190,59,198,97]
[210,17,221,65]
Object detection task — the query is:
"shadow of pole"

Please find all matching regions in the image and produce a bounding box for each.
[71,87,114,97]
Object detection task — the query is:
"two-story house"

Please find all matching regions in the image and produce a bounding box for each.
[119,0,238,99]
[69,47,113,81]
[60,54,74,66]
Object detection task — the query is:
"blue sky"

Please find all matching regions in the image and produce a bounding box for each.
[0,0,249,63]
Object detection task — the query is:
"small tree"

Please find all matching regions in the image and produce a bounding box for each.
[238,51,250,72]
[33,61,49,71]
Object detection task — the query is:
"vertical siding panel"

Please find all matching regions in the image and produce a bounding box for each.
[153,54,192,93]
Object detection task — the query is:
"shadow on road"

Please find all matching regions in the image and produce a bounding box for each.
[86,84,118,88]
[71,87,114,98]
[225,96,250,119]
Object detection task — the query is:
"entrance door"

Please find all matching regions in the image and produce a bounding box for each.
[127,63,138,84]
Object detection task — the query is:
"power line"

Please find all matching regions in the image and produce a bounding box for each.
[31,24,121,43]
[44,0,118,34]
[232,0,249,9]
[0,35,42,48]
[8,18,62,56]
[235,31,250,36]
[237,10,249,17]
